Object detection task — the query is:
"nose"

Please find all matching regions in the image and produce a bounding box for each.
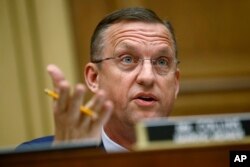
[136,59,156,87]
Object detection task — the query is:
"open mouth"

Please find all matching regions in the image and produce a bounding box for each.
[138,96,156,102]
[134,93,158,107]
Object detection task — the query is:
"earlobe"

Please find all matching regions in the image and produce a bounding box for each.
[84,63,99,93]
[174,69,180,99]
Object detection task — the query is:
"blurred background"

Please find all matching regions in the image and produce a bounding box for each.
[0,0,250,148]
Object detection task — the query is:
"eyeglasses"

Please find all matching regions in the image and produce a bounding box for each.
[92,55,179,75]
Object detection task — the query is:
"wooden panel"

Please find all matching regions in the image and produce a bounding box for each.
[1,142,250,167]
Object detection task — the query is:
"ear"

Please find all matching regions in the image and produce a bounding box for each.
[84,63,99,93]
[174,68,180,99]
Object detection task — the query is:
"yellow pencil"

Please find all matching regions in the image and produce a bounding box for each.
[44,88,97,118]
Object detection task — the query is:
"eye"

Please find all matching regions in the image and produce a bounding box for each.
[156,57,169,67]
[120,55,135,64]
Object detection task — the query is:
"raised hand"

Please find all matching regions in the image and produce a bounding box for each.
[47,64,113,145]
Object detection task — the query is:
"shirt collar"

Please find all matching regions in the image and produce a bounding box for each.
[101,128,128,153]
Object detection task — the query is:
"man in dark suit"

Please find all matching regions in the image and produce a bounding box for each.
[17,7,180,153]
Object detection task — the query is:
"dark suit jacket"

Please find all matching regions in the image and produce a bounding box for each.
[16,136,104,152]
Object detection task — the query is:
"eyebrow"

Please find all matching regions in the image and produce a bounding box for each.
[115,42,137,51]
[157,48,172,57]
[112,42,138,57]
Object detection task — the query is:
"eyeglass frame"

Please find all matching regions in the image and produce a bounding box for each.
[91,55,180,75]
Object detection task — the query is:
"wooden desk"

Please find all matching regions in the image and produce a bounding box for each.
[0,142,250,167]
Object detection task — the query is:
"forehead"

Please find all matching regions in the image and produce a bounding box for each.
[103,21,174,51]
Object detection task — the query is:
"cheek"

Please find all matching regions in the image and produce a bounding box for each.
[161,81,177,98]
[99,70,132,107]
[158,77,178,109]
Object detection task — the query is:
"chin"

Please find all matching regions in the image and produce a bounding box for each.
[131,110,161,123]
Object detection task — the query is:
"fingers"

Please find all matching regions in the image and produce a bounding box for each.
[68,84,86,116]
[98,100,113,125]
[87,90,113,123]
[85,90,106,115]
[57,80,70,113]
[47,64,70,114]
[46,64,114,144]
[47,64,65,89]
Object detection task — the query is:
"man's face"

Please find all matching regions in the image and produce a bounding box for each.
[97,21,179,128]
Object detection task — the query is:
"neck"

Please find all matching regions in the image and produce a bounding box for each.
[104,119,136,150]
